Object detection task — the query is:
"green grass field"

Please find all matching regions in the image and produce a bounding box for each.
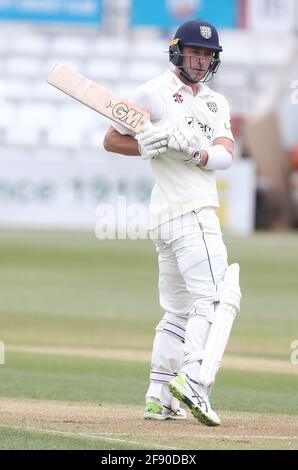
[0,230,297,450]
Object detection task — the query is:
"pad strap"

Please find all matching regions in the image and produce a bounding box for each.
[150,370,176,384]
[157,320,186,343]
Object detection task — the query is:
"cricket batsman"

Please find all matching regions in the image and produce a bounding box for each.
[104,19,241,426]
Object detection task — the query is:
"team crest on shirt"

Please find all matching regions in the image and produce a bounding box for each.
[200,26,212,39]
[207,101,218,113]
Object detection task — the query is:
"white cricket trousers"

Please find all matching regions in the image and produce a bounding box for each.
[146,207,228,405]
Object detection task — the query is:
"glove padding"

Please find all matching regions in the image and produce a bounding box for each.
[167,126,201,160]
[137,122,168,160]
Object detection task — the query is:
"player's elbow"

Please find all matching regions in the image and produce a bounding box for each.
[103,130,113,152]
[226,144,234,159]
[214,138,234,158]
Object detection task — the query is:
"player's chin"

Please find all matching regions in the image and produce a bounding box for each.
[188,69,207,82]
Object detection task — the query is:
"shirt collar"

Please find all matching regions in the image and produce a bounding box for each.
[164,69,212,97]
[164,69,185,93]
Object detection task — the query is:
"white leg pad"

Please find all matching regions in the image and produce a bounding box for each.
[198,264,241,386]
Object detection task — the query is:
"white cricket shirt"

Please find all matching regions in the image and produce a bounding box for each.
[113,69,234,229]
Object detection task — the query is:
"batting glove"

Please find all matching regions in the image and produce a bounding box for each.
[167,126,201,161]
[137,122,168,160]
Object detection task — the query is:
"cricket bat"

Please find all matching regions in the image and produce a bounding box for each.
[47,63,150,134]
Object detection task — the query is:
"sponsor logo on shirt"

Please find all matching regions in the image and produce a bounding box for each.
[185,116,195,128]
[185,117,214,140]
[198,122,213,140]
[173,93,183,103]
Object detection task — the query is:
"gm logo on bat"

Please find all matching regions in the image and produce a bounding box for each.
[105,99,145,129]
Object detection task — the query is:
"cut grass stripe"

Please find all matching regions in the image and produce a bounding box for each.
[5,345,298,375]
[0,424,179,450]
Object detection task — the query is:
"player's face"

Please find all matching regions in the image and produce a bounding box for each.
[181,46,214,82]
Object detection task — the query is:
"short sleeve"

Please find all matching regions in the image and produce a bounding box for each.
[213,95,234,142]
[112,82,166,136]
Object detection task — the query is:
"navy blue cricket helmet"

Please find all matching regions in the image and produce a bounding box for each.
[169,19,223,83]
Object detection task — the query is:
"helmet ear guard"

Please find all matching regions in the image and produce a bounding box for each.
[209,51,221,74]
[169,38,183,67]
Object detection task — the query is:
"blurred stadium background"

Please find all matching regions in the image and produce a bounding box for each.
[0,0,297,233]
[0,0,298,450]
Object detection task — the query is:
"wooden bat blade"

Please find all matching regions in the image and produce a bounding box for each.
[47,64,150,133]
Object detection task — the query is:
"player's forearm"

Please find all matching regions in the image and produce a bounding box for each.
[198,139,234,170]
[103,127,140,156]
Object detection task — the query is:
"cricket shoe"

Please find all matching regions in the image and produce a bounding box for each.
[143,397,187,421]
[168,372,220,426]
